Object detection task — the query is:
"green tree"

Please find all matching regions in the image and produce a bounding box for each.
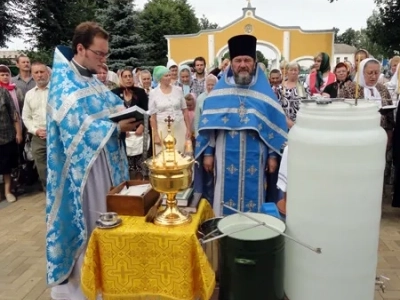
[138,0,201,66]
[367,5,400,56]
[333,27,340,43]
[199,15,218,30]
[25,49,53,66]
[256,50,269,67]
[97,0,152,70]
[26,0,98,50]
[336,28,361,48]
[0,0,23,48]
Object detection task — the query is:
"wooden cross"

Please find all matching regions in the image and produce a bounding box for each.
[164,116,174,127]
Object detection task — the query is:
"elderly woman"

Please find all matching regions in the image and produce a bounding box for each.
[138,69,153,95]
[194,74,218,136]
[277,61,310,128]
[306,52,336,95]
[322,62,352,99]
[97,64,118,90]
[340,58,394,131]
[0,65,23,203]
[340,58,395,185]
[177,64,193,96]
[149,66,191,155]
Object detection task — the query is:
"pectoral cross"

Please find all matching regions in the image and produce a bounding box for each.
[164,116,174,128]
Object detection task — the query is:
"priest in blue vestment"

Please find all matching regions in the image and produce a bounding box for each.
[46,22,137,299]
[195,34,288,216]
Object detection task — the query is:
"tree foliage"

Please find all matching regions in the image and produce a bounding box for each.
[25,0,98,50]
[198,15,218,30]
[0,0,24,48]
[366,3,400,56]
[97,0,152,70]
[335,27,385,59]
[138,0,201,66]
[256,50,269,68]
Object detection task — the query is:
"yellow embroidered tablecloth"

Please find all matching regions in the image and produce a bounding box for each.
[81,199,215,300]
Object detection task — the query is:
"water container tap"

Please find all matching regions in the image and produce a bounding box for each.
[375,275,390,293]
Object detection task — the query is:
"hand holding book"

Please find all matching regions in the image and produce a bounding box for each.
[119,118,141,132]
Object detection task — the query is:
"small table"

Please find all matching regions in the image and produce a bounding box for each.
[81,200,216,300]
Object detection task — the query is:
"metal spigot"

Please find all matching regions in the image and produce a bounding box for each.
[375,275,390,293]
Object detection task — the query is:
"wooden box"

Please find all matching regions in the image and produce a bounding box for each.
[107,180,160,216]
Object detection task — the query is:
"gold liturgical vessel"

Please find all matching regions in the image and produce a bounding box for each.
[146,116,194,226]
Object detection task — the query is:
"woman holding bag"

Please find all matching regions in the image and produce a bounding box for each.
[111,68,149,178]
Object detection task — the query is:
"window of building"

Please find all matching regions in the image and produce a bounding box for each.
[336,57,340,64]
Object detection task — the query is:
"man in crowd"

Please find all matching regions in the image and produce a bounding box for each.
[21,61,50,191]
[269,68,282,91]
[46,21,137,299]
[195,34,288,216]
[12,54,36,97]
[192,56,207,96]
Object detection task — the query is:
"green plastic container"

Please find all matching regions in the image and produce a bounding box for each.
[217,213,286,300]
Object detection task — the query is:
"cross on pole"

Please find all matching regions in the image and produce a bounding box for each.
[164,116,174,127]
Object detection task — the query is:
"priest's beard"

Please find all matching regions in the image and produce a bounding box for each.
[234,70,254,86]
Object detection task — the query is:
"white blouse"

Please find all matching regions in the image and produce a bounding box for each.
[148,86,187,122]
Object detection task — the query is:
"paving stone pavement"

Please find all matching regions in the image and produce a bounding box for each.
[0,189,399,300]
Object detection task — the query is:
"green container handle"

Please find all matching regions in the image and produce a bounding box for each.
[234,258,256,265]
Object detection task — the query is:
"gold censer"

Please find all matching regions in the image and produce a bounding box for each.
[145,116,194,226]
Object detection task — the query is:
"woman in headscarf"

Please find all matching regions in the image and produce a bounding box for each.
[194,74,218,137]
[149,66,191,155]
[0,65,23,203]
[322,62,352,98]
[97,64,118,90]
[111,68,149,176]
[306,52,336,95]
[382,56,400,99]
[177,64,193,96]
[340,58,395,187]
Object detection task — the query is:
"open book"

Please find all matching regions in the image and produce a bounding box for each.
[109,105,147,122]
[378,103,397,114]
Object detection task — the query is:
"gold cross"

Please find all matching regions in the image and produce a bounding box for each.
[164,116,174,127]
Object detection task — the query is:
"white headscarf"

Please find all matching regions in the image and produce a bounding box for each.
[166,59,178,69]
[388,64,400,93]
[356,58,382,100]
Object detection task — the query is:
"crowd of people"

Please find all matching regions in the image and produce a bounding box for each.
[0,20,399,299]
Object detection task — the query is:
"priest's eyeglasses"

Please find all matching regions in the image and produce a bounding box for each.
[88,48,111,58]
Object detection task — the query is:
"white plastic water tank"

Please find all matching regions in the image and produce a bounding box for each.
[284,100,387,300]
